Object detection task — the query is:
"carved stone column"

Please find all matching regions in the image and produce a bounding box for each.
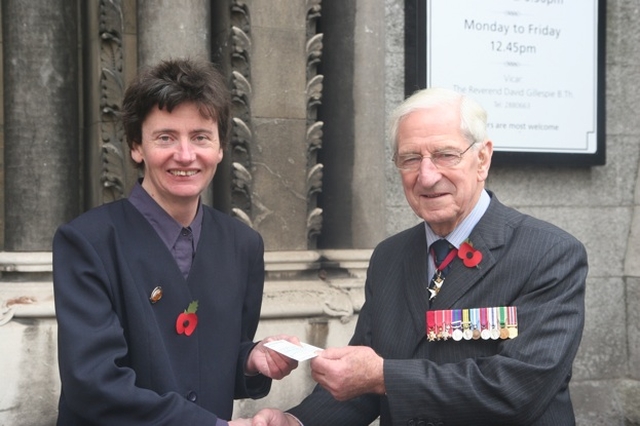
[222,0,324,251]
[3,0,79,250]
[82,0,139,208]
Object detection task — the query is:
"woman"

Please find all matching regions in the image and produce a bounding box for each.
[53,58,297,425]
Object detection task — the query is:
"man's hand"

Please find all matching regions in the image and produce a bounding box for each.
[310,346,385,401]
[246,335,300,380]
[252,409,300,426]
[229,418,252,426]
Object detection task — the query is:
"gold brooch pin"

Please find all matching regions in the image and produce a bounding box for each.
[149,286,163,304]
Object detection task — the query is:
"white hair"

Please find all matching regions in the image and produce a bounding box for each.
[388,87,488,153]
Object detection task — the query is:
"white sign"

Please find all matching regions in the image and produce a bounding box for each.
[425,0,600,155]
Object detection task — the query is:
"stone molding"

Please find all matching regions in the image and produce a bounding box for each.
[229,0,254,227]
[0,252,52,272]
[98,0,130,202]
[0,249,371,323]
[305,0,324,245]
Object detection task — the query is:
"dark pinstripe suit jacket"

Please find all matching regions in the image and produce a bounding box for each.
[289,193,587,426]
[53,199,270,425]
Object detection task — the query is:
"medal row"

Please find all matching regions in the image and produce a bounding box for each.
[426,306,518,342]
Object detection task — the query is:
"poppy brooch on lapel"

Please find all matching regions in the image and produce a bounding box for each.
[458,241,482,268]
[176,300,199,336]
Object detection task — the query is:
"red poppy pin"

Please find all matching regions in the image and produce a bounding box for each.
[176,300,199,336]
[458,241,482,268]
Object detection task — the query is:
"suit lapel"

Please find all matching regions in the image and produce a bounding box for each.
[186,208,236,311]
[400,224,433,342]
[120,201,193,307]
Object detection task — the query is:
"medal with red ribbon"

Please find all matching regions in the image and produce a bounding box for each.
[426,310,437,341]
[429,247,458,300]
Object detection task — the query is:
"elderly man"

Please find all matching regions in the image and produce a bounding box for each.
[253,87,587,426]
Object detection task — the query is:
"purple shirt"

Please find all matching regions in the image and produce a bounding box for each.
[128,181,203,279]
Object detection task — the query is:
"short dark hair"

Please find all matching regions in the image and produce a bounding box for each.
[121,58,231,158]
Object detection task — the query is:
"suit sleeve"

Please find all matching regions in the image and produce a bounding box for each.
[233,230,272,398]
[53,224,220,425]
[287,386,380,426]
[286,253,384,426]
[383,232,587,425]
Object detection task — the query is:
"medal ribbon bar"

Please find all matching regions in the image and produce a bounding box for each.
[426,306,518,342]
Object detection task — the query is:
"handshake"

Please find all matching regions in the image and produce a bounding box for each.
[231,335,386,426]
[229,410,300,426]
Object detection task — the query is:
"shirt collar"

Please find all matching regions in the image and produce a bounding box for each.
[424,189,490,249]
[128,181,203,251]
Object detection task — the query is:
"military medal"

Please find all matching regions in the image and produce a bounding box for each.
[451,309,463,341]
[471,308,481,340]
[480,308,491,340]
[428,273,444,300]
[499,306,509,339]
[462,309,473,340]
[426,305,518,343]
[426,311,437,341]
[443,310,452,340]
[507,306,518,338]
[489,307,501,340]
[435,310,447,340]
[428,245,458,301]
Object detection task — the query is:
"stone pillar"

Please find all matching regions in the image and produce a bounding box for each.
[317,0,387,249]
[625,150,640,380]
[224,0,324,251]
[210,0,234,214]
[137,0,211,67]
[3,0,79,251]
[137,0,214,205]
[352,0,387,248]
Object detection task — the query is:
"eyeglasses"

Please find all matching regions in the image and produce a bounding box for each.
[392,142,477,171]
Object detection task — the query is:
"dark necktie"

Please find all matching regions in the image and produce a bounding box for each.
[428,239,453,301]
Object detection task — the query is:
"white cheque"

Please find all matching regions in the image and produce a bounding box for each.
[264,340,324,362]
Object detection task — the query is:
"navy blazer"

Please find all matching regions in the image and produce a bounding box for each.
[289,193,587,426]
[53,199,270,425]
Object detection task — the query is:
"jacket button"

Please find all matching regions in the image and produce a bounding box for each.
[407,420,416,426]
[186,391,197,402]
